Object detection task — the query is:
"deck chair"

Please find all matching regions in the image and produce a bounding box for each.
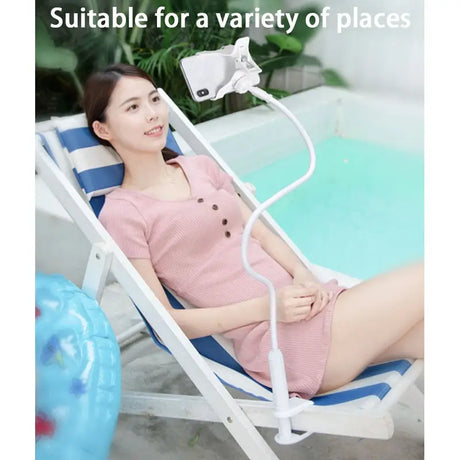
[35,88,424,459]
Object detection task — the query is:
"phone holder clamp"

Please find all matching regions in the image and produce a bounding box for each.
[213,37,262,99]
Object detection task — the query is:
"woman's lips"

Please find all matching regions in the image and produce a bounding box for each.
[144,125,163,136]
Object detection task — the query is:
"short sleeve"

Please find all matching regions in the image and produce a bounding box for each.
[99,197,151,259]
[197,155,236,195]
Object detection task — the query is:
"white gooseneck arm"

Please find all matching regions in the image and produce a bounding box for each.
[181,37,319,444]
[239,85,318,445]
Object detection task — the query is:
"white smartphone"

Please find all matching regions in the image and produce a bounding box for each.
[180,49,235,102]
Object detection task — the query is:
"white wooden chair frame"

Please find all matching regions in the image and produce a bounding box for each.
[35,89,424,459]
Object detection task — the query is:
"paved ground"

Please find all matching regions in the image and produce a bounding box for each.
[100,282,424,460]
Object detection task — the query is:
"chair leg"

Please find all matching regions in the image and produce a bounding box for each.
[116,321,146,345]
[120,392,280,459]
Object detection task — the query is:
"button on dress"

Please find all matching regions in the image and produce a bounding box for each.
[99,154,345,399]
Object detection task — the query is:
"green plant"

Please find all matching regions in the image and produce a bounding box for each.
[36,1,158,86]
[248,5,348,92]
[131,0,246,123]
[35,1,347,121]
[35,0,245,120]
[36,17,82,97]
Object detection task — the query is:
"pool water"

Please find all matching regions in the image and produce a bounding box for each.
[240,136,424,280]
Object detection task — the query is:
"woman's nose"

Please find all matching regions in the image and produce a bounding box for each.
[145,107,158,122]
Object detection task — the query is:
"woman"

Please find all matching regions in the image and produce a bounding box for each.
[84,63,423,399]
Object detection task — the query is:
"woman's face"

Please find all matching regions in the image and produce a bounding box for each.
[93,76,169,155]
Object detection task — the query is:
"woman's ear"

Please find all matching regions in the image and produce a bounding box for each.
[92,120,111,142]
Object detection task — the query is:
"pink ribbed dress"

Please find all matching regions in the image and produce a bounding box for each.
[99,154,345,399]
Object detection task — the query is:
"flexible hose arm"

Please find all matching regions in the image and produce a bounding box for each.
[239,85,317,445]
[241,86,317,349]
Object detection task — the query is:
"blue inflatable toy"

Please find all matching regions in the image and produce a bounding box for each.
[35,273,121,460]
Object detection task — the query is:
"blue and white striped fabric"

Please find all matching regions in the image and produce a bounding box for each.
[311,359,411,407]
[52,114,124,199]
[52,114,182,201]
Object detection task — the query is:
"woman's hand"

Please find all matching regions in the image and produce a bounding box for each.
[303,281,333,319]
[291,264,333,320]
[275,284,317,323]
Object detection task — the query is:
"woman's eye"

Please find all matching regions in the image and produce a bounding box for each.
[152,96,160,103]
[127,104,138,111]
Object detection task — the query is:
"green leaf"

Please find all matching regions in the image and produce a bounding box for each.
[265,34,303,54]
[248,39,271,59]
[286,6,323,45]
[321,68,349,88]
[120,42,135,65]
[260,54,321,73]
[188,431,200,447]
[35,18,78,72]
[35,18,54,49]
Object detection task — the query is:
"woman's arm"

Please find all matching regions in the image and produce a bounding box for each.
[131,258,269,339]
[130,258,316,339]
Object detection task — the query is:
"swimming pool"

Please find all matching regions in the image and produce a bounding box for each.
[178,87,424,280]
[36,86,423,284]
[240,136,423,279]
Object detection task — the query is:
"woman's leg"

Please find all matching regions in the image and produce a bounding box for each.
[372,319,424,364]
[319,261,424,393]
